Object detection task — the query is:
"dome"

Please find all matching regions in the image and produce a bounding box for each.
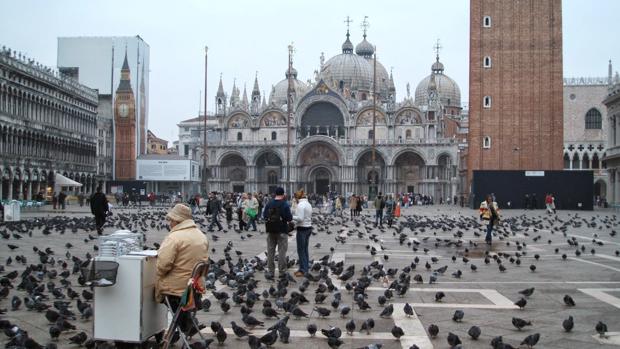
[414,59,461,108]
[270,73,310,107]
[321,52,373,92]
[355,37,374,58]
[285,67,298,79]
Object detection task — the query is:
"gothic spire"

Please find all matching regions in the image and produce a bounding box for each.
[217,73,225,97]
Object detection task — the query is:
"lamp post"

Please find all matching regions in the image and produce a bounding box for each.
[203,46,208,195]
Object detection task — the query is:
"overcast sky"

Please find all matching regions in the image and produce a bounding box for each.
[2,0,619,143]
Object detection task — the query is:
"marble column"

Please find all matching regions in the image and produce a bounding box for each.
[27,181,32,200]
[8,176,13,200]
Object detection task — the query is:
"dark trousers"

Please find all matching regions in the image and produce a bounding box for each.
[209,212,222,230]
[94,214,106,231]
[296,227,312,273]
[164,295,192,333]
[375,210,383,226]
[485,220,494,242]
[245,216,257,231]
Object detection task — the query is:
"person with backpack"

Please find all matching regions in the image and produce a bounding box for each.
[206,192,223,232]
[374,192,385,228]
[292,190,312,277]
[262,187,293,278]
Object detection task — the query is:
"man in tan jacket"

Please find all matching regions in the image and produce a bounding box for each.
[156,204,209,333]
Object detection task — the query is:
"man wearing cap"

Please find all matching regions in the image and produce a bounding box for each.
[262,187,293,277]
[156,204,209,332]
[292,189,312,277]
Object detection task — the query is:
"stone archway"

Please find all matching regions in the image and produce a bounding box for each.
[255,151,283,194]
[296,142,340,194]
[220,153,247,193]
[393,151,426,194]
[356,150,386,199]
[594,179,607,201]
[309,167,332,195]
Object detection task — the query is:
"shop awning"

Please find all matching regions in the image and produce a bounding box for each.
[55,173,83,187]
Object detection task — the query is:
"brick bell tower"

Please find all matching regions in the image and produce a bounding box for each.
[114,50,137,180]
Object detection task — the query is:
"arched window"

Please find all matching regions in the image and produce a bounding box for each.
[483,136,491,149]
[405,129,412,139]
[368,130,374,139]
[271,131,277,140]
[585,108,602,129]
[237,132,243,141]
[268,171,278,185]
[483,96,492,108]
[483,56,492,68]
[483,16,492,27]
[563,153,570,169]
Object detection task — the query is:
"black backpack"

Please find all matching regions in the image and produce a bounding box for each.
[265,204,283,234]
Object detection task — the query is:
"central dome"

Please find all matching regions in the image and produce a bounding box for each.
[321,53,373,92]
[270,68,310,108]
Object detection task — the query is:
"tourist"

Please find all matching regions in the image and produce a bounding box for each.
[52,192,58,209]
[349,194,358,217]
[374,192,385,227]
[156,204,209,335]
[237,193,247,231]
[263,187,293,277]
[384,194,395,227]
[292,189,312,277]
[480,194,500,245]
[90,186,109,234]
[243,192,258,231]
[223,194,234,227]
[335,195,343,216]
[58,191,67,210]
[207,192,223,232]
[77,192,85,207]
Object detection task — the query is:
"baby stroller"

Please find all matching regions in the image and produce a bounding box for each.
[161,261,209,349]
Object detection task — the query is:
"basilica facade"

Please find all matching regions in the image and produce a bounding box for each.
[178,29,466,199]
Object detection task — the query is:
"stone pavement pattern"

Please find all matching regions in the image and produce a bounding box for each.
[1,204,619,348]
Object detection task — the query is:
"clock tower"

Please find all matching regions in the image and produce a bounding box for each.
[114,50,137,180]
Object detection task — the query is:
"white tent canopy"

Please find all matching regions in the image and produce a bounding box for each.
[54,173,83,187]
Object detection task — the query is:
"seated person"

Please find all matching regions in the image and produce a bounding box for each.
[156,204,209,335]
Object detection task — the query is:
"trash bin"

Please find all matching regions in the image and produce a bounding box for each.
[3,200,20,222]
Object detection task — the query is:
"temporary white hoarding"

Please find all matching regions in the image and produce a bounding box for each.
[137,159,199,181]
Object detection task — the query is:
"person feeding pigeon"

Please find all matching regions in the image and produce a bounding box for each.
[292,189,312,277]
[479,194,500,245]
[156,203,209,332]
[262,187,293,278]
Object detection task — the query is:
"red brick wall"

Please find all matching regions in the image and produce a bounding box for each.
[467,0,564,190]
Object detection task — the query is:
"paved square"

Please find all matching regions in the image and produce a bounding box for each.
[1,204,620,348]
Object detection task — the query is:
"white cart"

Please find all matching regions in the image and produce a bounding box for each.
[93,251,167,346]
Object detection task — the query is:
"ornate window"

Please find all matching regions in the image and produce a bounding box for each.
[237,132,243,141]
[271,131,277,141]
[405,129,412,139]
[585,108,602,129]
[268,170,278,184]
[368,130,374,139]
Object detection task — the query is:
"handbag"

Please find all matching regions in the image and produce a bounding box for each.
[245,207,257,219]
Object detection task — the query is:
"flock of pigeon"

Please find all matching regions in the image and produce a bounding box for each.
[0,206,618,349]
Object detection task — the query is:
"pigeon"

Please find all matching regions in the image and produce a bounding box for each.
[278,325,290,343]
[379,304,394,318]
[435,291,445,302]
[521,333,540,347]
[596,321,608,337]
[452,310,464,322]
[403,303,414,317]
[468,325,481,340]
[428,324,439,338]
[515,297,527,309]
[345,319,356,335]
[360,319,375,334]
[447,332,462,347]
[512,317,532,330]
[562,316,574,332]
[519,287,535,297]
[321,326,342,339]
[563,295,576,307]
[391,325,404,339]
[231,321,251,338]
[260,329,278,346]
[68,331,88,345]
[216,326,227,345]
[307,323,318,337]
[327,336,344,348]
[340,305,351,318]
[48,325,61,340]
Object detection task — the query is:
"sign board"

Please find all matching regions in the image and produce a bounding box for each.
[525,171,545,177]
[137,159,196,181]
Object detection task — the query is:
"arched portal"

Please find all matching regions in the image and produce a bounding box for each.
[255,151,283,194]
[393,151,426,194]
[220,153,247,193]
[356,150,386,199]
[594,179,607,201]
[297,142,340,194]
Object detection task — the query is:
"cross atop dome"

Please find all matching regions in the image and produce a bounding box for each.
[344,16,353,34]
[434,39,442,61]
[361,16,370,38]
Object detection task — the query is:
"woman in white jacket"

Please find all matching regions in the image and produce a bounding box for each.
[292,190,313,277]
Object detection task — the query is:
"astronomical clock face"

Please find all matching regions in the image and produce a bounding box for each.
[119,103,129,117]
